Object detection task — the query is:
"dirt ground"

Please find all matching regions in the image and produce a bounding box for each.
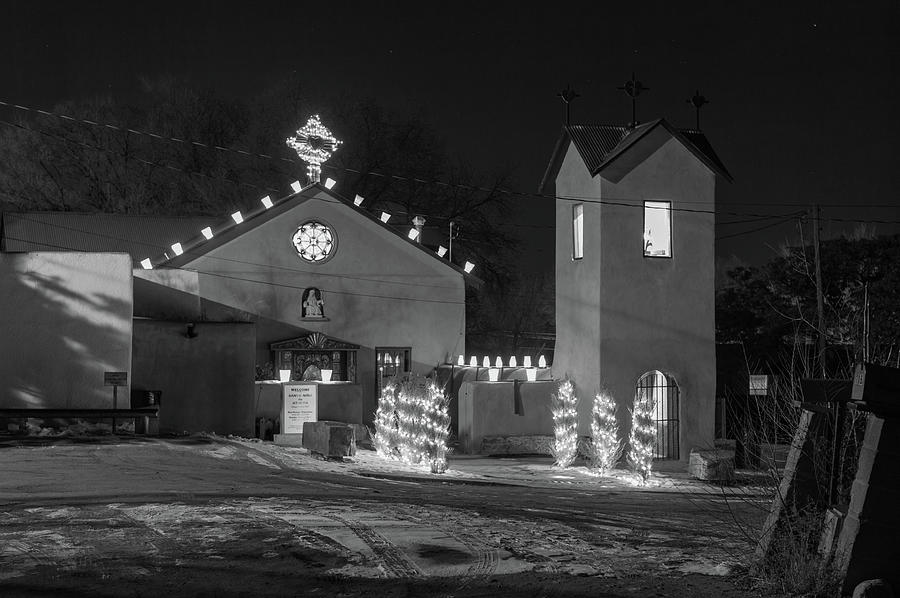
[0,434,774,597]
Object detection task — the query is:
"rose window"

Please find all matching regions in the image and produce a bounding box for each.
[292,221,335,263]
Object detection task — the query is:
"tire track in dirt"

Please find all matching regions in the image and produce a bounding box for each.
[320,512,421,578]
[392,507,498,585]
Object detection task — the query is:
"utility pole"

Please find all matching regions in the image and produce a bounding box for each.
[812,204,826,378]
[449,221,454,262]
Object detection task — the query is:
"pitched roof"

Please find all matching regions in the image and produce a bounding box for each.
[539,118,732,192]
[1,183,480,284]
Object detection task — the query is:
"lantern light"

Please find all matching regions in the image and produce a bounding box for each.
[488,368,500,382]
[171,242,183,256]
[324,177,336,189]
[469,356,477,367]
[457,355,465,366]
[380,212,391,223]
[464,261,475,273]
[523,356,532,368]
[538,355,547,368]
[261,195,273,209]
[321,369,333,382]
[526,368,537,382]
[140,258,153,270]
[408,228,419,240]
[354,194,364,206]
[437,245,448,257]
[201,227,213,240]
[290,180,303,193]
[231,211,244,224]
[482,356,490,368]
[495,356,503,368]
[509,356,517,368]
[278,369,291,382]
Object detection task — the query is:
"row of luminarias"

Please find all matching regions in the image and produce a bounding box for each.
[454,355,548,382]
[139,177,476,275]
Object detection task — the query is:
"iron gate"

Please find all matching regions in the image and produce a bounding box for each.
[636,371,680,460]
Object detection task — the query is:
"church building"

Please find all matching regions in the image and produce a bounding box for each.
[0,117,474,436]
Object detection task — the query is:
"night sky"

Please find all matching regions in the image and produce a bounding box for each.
[3,1,898,277]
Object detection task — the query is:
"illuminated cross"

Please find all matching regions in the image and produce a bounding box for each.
[286,115,342,184]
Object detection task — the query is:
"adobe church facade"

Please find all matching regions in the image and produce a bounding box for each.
[541,118,732,461]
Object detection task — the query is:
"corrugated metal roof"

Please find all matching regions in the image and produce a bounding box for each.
[542,120,732,189]
[1,212,211,265]
[565,124,631,172]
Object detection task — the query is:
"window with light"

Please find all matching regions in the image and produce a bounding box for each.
[572,203,584,260]
[643,201,672,258]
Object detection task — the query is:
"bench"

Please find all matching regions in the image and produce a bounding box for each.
[0,407,160,435]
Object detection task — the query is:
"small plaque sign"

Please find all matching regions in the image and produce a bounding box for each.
[282,383,318,434]
[104,371,128,386]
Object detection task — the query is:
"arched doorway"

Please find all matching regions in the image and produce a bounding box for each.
[635,370,680,460]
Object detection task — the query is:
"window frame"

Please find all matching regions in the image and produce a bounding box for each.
[642,200,673,259]
[572,203,584,260]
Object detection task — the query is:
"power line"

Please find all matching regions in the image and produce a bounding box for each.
[4,99,900,226]
[1,234,465,305]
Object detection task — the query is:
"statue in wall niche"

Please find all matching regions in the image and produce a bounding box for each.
[302,287,324,318]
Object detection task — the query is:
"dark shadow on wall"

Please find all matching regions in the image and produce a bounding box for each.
[131,319,256,437]
[0,254,133,409]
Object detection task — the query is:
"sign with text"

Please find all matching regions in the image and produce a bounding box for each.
[104,371,128,386]
[282,383,318,434]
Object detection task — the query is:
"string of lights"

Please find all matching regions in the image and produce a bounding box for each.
[5,98,899,222]
[5,215,465,291]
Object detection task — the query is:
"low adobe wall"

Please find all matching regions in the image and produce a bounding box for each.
[457,380,557,453]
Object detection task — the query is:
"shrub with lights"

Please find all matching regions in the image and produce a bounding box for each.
[550,378,579,468]
[628,388,657,484]
[588,388,623,475]
[373,381,401,459]
[373,374,451,473]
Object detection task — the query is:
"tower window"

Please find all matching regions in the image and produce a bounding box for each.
[573,203,584,260]
[643,201,672,258]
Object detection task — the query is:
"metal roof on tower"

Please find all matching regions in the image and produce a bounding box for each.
[539,118,732,193]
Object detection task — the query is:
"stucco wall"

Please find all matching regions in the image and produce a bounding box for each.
[598,136,717,458]
[0,252,133,409]
[181,189,466,427]
[132,320,256,436]
[457,380,557,453]
[553,142,602,414]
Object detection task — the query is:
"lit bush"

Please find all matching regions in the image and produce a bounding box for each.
[588,388,622,475]
[373,381,401,459]
[628,387,657,484]
[373,374,451,473]
[551,379,579,468]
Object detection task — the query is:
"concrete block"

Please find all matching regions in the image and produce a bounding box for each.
[481,435,553,456]
[301,421,356,458]
[688,449,735,481]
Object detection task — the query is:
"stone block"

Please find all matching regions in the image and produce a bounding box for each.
[301,421,356,458]
[481,434,553,456]
[688,448,735,481]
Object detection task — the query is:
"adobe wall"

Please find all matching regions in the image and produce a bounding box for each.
[0,252,133,409]
[131,320,256,436]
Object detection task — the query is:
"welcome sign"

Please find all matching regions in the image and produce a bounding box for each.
[282,383,318,434]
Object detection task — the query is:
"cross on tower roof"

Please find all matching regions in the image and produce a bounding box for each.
[687,90,709,131]
[557,84,580,125]
[617,73,649,128]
